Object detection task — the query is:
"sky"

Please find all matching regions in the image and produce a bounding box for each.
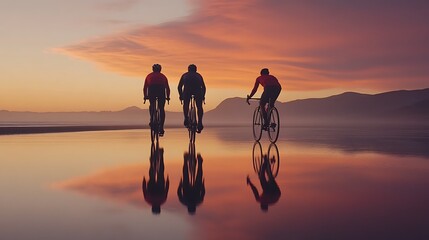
[1,0,429,112]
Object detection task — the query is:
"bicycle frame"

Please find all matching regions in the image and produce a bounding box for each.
[183,95,197,143]
[252,141,280,178]
[247,97,280,143]
[144,97,168,142]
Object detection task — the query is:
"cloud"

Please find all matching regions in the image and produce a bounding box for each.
[59,0,429,91]
[96,0,142,11]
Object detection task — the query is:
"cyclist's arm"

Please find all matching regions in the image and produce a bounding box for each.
[248,78,260,98]
[247,179,261,201]
[200,74,206,98]
[177,75,185,99]
[143,77,149,99]
[164,76,170,99]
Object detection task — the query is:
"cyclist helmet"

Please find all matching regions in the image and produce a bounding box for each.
[260,68,269,75]
[152,64,162,72]
[188,64,197,72]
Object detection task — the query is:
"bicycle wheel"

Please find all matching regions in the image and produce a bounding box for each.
[267,107,280,143]
[151,108,160,142]
[154,141,161,172]
[187,141,197,185]
[188,102,197,143]
[150,114,156,142]
[252,106,263,141]
[150,142,157,171]
[252,141,263,174]
[267,143,280,178]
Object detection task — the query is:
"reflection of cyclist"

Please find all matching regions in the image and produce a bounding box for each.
[178,64,206,133]
[143,64,170,136]
[142,144,169,214]
[247,68,281,130]
[247,155,281,211]
[177,152,205,214]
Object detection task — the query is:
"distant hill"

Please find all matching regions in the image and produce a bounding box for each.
[1,88,428,127]
[0,107,182,127]
[206,88,429,126]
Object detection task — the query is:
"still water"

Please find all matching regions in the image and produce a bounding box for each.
[1,127,428,240]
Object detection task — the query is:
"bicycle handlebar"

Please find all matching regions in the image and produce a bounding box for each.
[246,95,260,105]
[143,97,170,104]
[179,95,206,105]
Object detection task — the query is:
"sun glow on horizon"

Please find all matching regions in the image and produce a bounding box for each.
[1,0,429,112]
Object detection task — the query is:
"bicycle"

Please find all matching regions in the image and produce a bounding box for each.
[144,97,169,142]
[252,141,280,178]
[246,97,280,143]
[182,95,198,143]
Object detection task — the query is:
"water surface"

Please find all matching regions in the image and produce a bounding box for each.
[1,127,428,240]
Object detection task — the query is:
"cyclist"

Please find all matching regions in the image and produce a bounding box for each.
[246,155,281,212]
[178,64,206,133]
[247,68,281,130]
[143,64,170,136]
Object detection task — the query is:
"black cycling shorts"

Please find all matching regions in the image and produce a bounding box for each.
[183,91,204,102]
[261,86,281,107]
[148,85,167,99]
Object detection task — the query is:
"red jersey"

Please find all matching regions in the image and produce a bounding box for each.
[143,72,170,98]
[255,74,280,87]
[249,74,281,97]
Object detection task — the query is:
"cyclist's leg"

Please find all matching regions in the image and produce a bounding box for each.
[149,97,156,127]
[268,86,281,108]
[158,97,166,133]
[183,96,190,126]
[260,90,269,128]
[195,94,204,132]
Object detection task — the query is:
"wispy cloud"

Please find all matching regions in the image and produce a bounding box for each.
[96,0,142,11]
[59,0,429,91]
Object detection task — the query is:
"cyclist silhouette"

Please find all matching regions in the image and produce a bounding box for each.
[178,64,206,133]
[247,68,281,130]
[143,64,170,136]
[142,143,169,214]
[177,146,205,214]
[247,154,281,212]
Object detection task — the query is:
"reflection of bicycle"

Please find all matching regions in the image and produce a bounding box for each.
[144,97,168,142]
[150,141,163,173]
[246,97,280,143]
[178,141,205,214]
[142,141,169,214]
[186,141,197,185]
[252,141,279,178]
[247,141,281,212]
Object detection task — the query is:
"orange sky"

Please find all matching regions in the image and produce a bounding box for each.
[2,0,429,112]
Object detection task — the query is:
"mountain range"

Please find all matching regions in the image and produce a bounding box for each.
[1,88,428,128]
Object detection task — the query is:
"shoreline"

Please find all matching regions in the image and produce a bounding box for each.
[2,123,429,136]
[0,125,146,135]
